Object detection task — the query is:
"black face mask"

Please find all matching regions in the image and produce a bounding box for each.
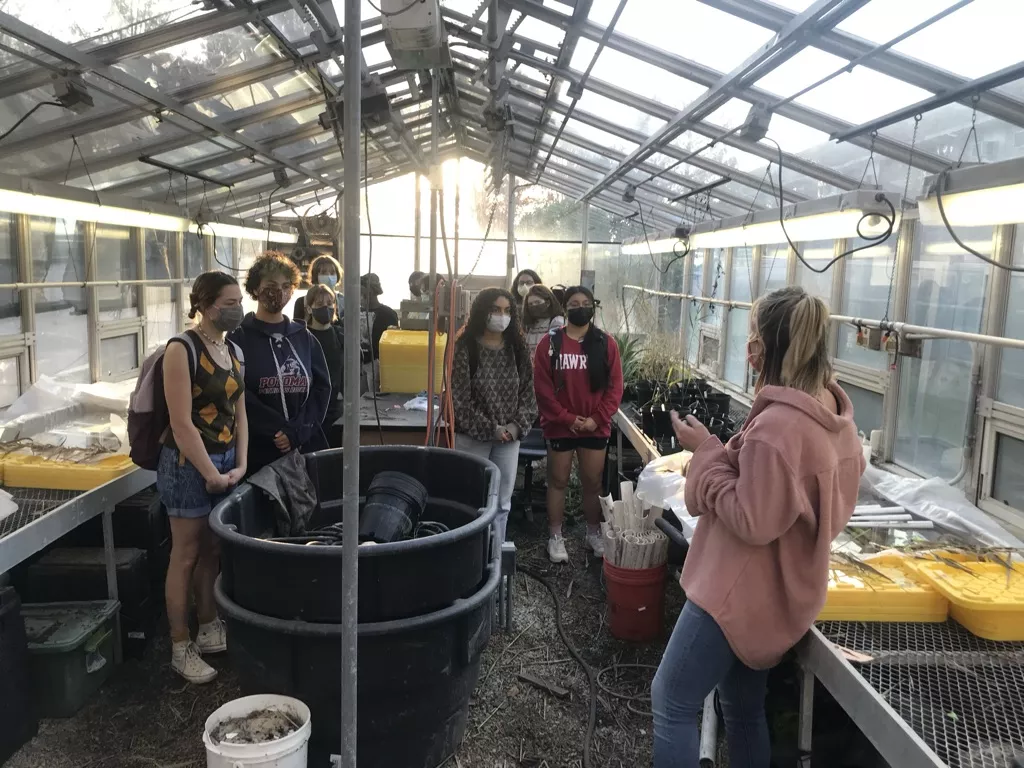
[311,306,334,325]
[567,306,594,327]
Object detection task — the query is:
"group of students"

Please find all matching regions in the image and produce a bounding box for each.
[157,250,866,768]
[450,268,624,562]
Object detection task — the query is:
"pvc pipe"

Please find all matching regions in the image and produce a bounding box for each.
[846,521,935,530]
[851,514,913,522]
[854,505,905,515]
[699,692,718,767]
[339,0,362,765]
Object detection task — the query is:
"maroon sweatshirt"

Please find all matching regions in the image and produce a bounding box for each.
[533,329,623,439]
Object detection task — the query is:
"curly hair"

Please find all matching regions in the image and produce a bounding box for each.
[244,251,300,300]
[457,287,528,374]
[308,253,342,285]
[188,271,238,319]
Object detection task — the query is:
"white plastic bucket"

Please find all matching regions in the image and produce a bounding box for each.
[203,694,311,768]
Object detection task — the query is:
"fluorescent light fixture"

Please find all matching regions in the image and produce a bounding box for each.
[621,237,682,256]
[0,173,297,244]
[919,156,1024,227]
[688,190,899,249]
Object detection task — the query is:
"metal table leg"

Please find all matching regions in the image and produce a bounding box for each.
[798,667,814,767]
[101,507,122,664]
[616,427,623,480]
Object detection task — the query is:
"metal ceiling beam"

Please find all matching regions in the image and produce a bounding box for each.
[502,0,948,173]
[832,59,1024,143]
[39,90,327,184]
[0,11,345,193]
[578,0,871,201]
[700,0,1024,131]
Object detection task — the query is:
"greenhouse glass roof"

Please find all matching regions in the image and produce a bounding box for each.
[0,0,1020,233]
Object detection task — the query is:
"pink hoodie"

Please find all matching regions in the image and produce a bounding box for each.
[682,382,864,670]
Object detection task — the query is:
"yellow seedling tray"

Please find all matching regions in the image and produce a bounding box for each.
[819,553,948,623]
[914,559,1024,641]
[2,453,135,491]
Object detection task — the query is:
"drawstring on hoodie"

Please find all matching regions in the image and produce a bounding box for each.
[267,334,311,421]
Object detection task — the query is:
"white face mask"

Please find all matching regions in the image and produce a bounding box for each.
[487,314,511,333]
[517,283,532,297]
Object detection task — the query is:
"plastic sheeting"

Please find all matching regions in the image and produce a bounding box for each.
[861,465,1024,548]
[635,452,698,540]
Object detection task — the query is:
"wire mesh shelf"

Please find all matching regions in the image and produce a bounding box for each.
[0,487,83,540]
[819,621,1024,768]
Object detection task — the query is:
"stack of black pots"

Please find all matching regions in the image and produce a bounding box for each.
[210,446,501,767]
[638,378,739,453]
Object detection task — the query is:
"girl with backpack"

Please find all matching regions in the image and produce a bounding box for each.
[533,286,623,564]
[229,252,332,473]
[158,271,247,684]
[450,288,538,544]
[305,283,344,447]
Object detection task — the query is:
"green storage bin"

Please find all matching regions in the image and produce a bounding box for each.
[23,600,119,718]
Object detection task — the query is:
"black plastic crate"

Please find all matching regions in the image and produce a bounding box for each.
[0,588,37,762]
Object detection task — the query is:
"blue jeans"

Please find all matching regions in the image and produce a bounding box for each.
[652,601,771,768]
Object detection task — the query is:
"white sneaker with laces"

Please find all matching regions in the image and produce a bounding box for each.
[196,619,227,654]
[548,534,569,564]
[586,531,606,558]
[171,641,218,684]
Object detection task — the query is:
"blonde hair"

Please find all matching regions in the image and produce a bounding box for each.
[751,286,832,395]
[305,283,336,322]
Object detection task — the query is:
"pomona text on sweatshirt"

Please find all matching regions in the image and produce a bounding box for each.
[682,382,864,670]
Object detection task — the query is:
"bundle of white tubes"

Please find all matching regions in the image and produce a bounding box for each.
[599,481,670,570]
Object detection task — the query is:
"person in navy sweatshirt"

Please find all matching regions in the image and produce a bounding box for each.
[229,252,331,474]
[533,285,623,564]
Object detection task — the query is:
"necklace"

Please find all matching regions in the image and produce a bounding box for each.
[197,325,228,355]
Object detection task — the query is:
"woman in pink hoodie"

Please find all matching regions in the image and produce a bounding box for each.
[651,286,864,768]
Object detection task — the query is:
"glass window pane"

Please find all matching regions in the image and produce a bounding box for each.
[837,240,894,370]
[841,381,883,436]
[992,434,1024,512]
[144,230,178,353]
[731,246,754,303]
[184,235,206,280]
[571,43,707,111]
[214,237,235,272]
[706,249,725,329]
[724,308,750,387]
[687,251,704,364]
[894,223,993,479]
[101,334,139,378]
[760,244,789,296]
[31,217,90,383]
[0,356,20,408]
[0,214,20,336]
[997,226,1024,407]
[796,241,834,302]
[96,225,138,321]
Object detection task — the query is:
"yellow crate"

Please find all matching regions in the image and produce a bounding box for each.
[378,330,447,394]
[3,454,135,491]
[914,559,1024,641]
[818,554,948,623]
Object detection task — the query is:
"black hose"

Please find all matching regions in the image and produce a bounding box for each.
[517,564,597,768]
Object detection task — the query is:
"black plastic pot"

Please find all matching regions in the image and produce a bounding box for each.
[214,552,500,768]
[210,446,499,623]
[359,471,428,543]
[652,405,673,438]
[634,380,655,406]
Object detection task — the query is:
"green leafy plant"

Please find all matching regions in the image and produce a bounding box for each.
[612,333,645,386]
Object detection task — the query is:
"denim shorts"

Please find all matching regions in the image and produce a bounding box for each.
[156,445,236,519]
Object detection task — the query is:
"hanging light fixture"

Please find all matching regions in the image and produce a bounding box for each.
[687,189,898,249]
[918,156,1024,228]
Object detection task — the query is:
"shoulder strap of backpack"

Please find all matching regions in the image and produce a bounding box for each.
[167,331,198,381]
[549,327,564,389]
[226,338,245,378]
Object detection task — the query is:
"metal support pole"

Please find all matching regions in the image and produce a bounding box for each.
[506,174,516,285]
[101,507,123,664]
[426,71,440,444]
[580,201,590,271]
[413,176,422,272]
[699,692,719,767]
[798,668,815,767]
[339,0,362,764]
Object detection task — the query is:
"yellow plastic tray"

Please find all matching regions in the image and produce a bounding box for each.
[818,554,948,623]
[914,559,1024,641]
[2,454,135,491]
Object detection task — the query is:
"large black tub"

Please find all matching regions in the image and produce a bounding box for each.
[210,446,498,623]
[214,550,500,766]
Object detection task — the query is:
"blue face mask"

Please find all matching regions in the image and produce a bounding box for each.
[318,274,338,288]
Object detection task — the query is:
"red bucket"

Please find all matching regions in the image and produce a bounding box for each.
[603,559,667,642]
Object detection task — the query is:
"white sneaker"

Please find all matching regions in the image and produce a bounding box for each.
[196,619,227,654]
[171,642,218,684]
[586,531,606,558]
[548,535,569,564]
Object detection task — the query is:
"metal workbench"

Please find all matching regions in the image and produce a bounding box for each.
[0,468,157,661]
[611,405,1024,768]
